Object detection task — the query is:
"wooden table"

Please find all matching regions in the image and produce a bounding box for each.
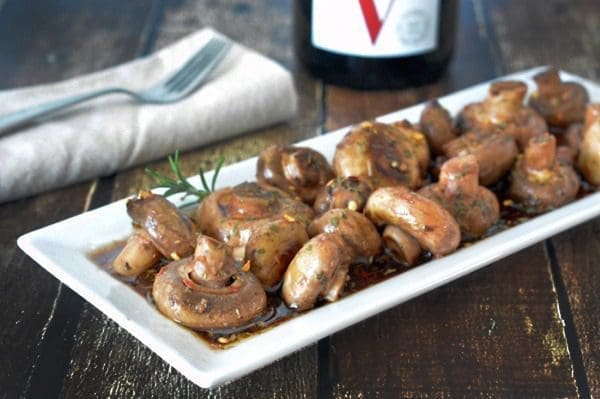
[1,1,598,397]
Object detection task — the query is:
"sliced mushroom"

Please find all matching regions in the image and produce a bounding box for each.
[152,235,266,330]
[365,186,461,257]
[529,67,589,128]
[256,145,334,204]
[510,133,580,212]
[419,155,500,239]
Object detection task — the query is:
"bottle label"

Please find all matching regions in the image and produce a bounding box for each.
[312,0,440,58]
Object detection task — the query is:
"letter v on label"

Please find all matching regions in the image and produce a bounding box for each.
[358,0,396,44]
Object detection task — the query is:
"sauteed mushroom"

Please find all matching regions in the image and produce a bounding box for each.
[112,231,161,277]
[112,191,196,276]
[419,155,500,239]
[333,121,424,190]
[244,219,309,289]
[281,232,353,311]
[381,225,422,266]
[283,209,382,310]
[443,130,518,186]
[510,133,579,212]
[529,67,589,128]
[557,123,583,165]
[365,186,461,257]
[257,145,334,204]
[308,208,382,257]
[578,104,600,185]
[459,80,547,149]
[419,100,457,155]
[313,176,372,214]
[152,235,266,330]
[195,182,314,256]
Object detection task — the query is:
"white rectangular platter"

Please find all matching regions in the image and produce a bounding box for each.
[18,66,600,388]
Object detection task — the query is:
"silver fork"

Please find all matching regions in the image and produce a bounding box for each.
[0,35,232,136]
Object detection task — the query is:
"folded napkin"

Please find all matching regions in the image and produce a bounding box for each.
[0,28,297,203]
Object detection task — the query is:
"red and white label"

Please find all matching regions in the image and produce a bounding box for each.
[312,0,440,58]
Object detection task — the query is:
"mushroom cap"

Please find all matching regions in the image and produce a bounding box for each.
[308,208,382,258]
[152,235,267,331]
[127,191,195,260]
[195,182,314,249]
[365,186,461,257]
[153,259,266,330]
[333,121,423,190]
[256,145,334,203]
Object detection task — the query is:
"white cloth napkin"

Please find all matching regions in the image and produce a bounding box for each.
[0,28,297,203]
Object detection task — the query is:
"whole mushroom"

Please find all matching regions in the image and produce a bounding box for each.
[365,186,461,260]
[152,235,267,330]
[195,182,314,257]
[443,130,518,186]
[112,191,196,277]
[333,121,425,190]
[282,209,382,311]
[578,104,600,186]
[256,145,334,204]
[510,133,580,212]
[419,155,500,239]
[244,218,309,290]
[419,100,457,155]
[458,80,547,149]
[529,67,589,128]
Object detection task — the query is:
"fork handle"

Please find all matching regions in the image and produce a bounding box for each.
[0,87,131,136]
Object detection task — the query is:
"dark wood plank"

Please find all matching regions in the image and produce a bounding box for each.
[486,0,600,396]
[321,0,581,396]
[551,222,600,398]
[57,1,322,397]
[0,1,160,398]
[329,249,576,397]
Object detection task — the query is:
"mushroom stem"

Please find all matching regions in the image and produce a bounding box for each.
[523,133,556,172]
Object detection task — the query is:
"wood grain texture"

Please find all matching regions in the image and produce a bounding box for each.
[485,1,600,396]
[0,1,159,398]
[551,222,600,397]
[57,0,322,397]
[327,248,577,397]
[486,0,600,79]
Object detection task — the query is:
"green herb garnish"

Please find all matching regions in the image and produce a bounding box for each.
[145,150,224,204]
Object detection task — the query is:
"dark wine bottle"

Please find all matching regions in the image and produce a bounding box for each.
[293,0,459,89]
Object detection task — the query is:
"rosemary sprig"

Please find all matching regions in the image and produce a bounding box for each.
[145,150,225,204]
